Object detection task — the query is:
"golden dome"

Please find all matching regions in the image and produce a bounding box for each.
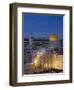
[49,34,59,42]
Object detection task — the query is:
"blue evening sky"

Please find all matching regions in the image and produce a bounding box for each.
[23,13,63,39]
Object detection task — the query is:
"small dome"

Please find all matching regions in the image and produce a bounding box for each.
[49,34,59,42]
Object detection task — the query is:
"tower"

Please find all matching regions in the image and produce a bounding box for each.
[29,33,33,62]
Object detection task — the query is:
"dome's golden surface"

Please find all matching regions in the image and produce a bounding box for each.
[49,34,59,42]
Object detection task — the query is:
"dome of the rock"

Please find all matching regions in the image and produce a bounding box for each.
[49,34,59,42]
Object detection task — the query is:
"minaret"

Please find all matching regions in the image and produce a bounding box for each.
[29,33,33,62]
